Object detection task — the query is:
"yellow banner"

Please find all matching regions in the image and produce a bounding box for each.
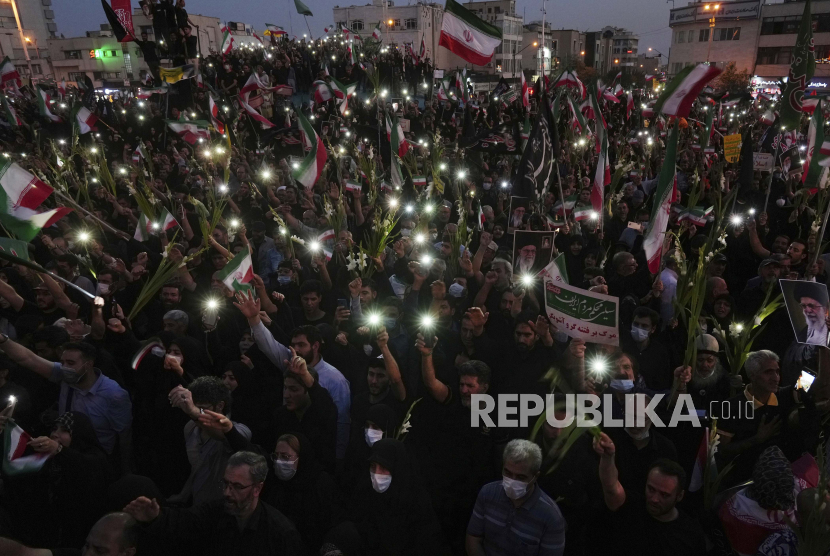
[724,133,742,163]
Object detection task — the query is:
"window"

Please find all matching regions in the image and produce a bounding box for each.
[699,29,710,42]
[405,18,417,30]
[713,27,740,41]
[64,50,82,59]
[393,19,401,28]
[487,7,492,12]
[351,20,363,31]
[140,26,153,35]
[31,64,41,75]
[687,30,694,43]
[494,6,501,13]
[0,16,15,28]
[103,49,118,57]
[93,71,121,80]
[761,14,830,35]
[756,46,793,65]
[68,72,87,82]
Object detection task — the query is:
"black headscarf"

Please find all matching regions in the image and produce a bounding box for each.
[366,404,397,439]
[170,335,210,377]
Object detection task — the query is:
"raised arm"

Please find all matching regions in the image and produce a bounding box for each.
[0,278,24,312]
[233,291,289,370]
[377,327,406,402]
[416,333,449,403]
[0,334,55,379]
[594,432,626,511]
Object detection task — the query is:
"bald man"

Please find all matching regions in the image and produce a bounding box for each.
[0,512,138,556]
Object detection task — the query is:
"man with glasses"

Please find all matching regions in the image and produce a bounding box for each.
[124,451,304,555]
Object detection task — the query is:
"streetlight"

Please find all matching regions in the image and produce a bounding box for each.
[3,0,33,80]
[513,41,539,78]
[703,4,720,62]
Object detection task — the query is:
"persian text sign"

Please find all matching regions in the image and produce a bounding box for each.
[724,133,742,163]
[544,279,619,346]
[111,0,135,42]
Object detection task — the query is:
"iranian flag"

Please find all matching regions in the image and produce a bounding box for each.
[554,194,577,216]
[313,80,334,103]
[540,253,568,283]
[37,87,61,122]
[626,91,634,120]
[165,119,210,144]
[216,248,254,293]
[238,74,276,129]
[802,97,821,115]
[552,71,586,99]
[136,85,168,99]
[591,133,610,212]
[131,338,164,370]
[265,24,286,37]
[438,0,502,65]
[58,79,66,99]
[71,104,98,134]
[134,212,151,241]
[0,159,71,241]
[220,27,234,55]
[689,428,715,492]
[643,123,680,274]
[3,420,50,476]
[372,22,382,40]
[573,204,594,221]
[344,181,362,192]
[0,57,20,91]
[329,76,356,100]
[521,71,529,108]
[567,96,586,132]
[654,64,722,118]
[412,176,427,187]
[386,113,410,158]
[209,94,224,134]
[292,109,326,189]
[1,95,21,126]
[158,207,179,231]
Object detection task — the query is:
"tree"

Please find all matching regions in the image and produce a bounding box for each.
[575,60,596,84]
[712,62,750,94]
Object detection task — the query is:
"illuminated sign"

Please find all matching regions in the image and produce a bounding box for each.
[89,49,103,59]
[669,0,760,27]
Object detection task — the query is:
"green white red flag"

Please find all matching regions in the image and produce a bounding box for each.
[37,87,61,122]
[1,95,21,127]
[0,159,71,241]
[292,109,326,189]
[654,64,722,118]
[71,103,98,134]
[165,119,210,144]
[220,27,234,54]
[3,420,51,475]
[216,248,254,293]
[643,123,680,274]
[438,0,502,65]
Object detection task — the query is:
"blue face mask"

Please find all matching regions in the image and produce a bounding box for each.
[383,317,398,330]
[610,379,635,392]
[277,275,292,286]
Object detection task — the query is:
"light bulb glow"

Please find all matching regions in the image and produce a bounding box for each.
[206,299,219,310]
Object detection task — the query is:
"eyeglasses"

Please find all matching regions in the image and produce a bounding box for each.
[219,479,255,493]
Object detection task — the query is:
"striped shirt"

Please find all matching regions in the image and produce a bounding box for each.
[467,480,566,556]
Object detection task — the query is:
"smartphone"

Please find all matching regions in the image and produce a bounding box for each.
[337,298,349,309]
[627,221,643,232]
[203,308,219,328]
[423,333,434,348]
[797,369,816,392]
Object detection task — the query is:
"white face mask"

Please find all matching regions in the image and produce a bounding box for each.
[448,283,466,298]
[400,228,412,238]
[96,283,110,295]
[274,458,297,480]
[151,346,166,358]
[609,379,634,392]
[482,181,492,190]
[168,354,183,365]
[630,326,650,342]
[365,428,384,446]
[502,476,530,500]
[370,471,392,493]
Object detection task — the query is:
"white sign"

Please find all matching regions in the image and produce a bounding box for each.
[434,69,444,78]
[399,118,410,132]
[753,152,774,171]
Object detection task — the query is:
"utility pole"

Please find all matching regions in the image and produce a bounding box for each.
[540,0,546,79]
[704,3,719,63]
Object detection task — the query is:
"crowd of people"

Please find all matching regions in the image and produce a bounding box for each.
[0,9,826,556]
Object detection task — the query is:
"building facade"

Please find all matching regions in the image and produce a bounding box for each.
[584,29,614,75]
[47,9,221,89]
[547,28,585,70]
[521,21,553,78]
[666,0,762,77]
[0,0,59,80]
[463,1,523,77]
[611,28,639,70]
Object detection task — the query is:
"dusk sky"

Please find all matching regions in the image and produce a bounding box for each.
[54,0,673,63]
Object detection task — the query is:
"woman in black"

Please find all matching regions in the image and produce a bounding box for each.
[220,360,271,442]
[264,432,345,554]
[346,439,449,555]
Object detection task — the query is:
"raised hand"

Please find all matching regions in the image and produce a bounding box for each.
[123,496,160,523]
[233,290,261,320]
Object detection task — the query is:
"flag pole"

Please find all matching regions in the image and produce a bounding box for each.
[0,249,95,301]
[812,194,830,267]
[304,16,313,40]
[53,190,122,236]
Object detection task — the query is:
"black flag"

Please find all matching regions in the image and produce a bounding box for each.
[460,121,522,155]
[514,91,558,200]
[101,0,133,42]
